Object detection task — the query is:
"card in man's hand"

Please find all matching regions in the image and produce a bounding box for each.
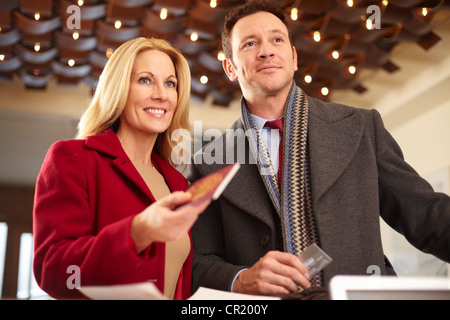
[299,243,333,279]
[177,163,241,209]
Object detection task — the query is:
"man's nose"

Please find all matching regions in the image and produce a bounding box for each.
[258,42,274,59]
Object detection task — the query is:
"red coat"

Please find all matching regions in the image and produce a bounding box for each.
[33,128,191,299]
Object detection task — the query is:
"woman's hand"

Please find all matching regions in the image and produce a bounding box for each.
[130,191,210,253]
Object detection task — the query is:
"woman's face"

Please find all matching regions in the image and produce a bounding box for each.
[120,49,178,137]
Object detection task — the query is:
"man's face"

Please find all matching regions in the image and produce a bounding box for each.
[223,11,298,100]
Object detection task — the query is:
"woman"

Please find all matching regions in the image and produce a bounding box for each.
[33,38,209,299]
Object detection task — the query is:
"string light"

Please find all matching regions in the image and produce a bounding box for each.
[313,31,321,42]
[422,8,428,16]
[34,42,41,52]
[217,51,225,61]
[382,0,388,6]
[200,75,208,84]
[332,50,340,60]
[34,12,40,21]
[160,8,168,20]
[321,87,329,96]
[366,18,374,30]
[114,20,122,29]
[106,48,114,58]
[68,59,75,67]
[190,32,198,41]
[304,74,312,83]
[291,8,298,21]
[347,0,354,8]
[78,0,84,6]
[0,54,5,61]
[349,65,356,74]
[210,0,217,8]
[72,32,79,40]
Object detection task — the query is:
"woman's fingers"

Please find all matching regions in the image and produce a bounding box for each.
[131,192,210,252]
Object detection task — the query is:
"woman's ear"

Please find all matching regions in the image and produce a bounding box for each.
[222,58,238,81]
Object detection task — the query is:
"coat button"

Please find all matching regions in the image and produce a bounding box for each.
[260,234,269,246]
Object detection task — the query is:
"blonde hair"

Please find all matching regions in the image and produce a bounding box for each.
[77,37,191,166]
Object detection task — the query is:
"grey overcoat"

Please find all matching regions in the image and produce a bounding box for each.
[189,95,450,292]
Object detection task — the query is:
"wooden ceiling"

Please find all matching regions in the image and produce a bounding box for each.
[0,0,449,106]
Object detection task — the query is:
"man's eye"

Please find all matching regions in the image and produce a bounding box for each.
[244,41,255,48]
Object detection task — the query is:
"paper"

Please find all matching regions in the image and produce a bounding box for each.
[79,282,279,300]
[189,287,279,300]
[79,281,168,300]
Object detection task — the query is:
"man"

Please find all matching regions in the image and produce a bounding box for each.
[189,0,450,296]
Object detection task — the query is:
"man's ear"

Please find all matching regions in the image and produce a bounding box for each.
[223,58,238,81]
[292,46,298,72]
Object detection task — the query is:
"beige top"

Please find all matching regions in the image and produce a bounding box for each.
[132,161,190,299]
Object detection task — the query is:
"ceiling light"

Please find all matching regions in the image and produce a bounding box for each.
[349,65,356,74]
[190,32,198,42]
[217,51,225,61]
[160,8,168,20]
[291,8,298,21]
[313,31,321,42]
[332,50,340,60]
[106,48,113,58]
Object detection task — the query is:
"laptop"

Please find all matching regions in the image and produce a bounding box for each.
[329,275,450,300]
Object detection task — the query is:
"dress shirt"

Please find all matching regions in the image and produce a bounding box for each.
[250,113,283,177]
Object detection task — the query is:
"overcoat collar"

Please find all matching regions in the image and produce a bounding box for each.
[223,94,364,221]
[84,129,186,201]
[307,96,364,203]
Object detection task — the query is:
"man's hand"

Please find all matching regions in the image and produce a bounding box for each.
[233,251,311,296]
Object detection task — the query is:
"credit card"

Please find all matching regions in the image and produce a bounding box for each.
[299,243,332,279]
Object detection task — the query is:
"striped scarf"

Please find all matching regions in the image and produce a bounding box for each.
[241,84,321,285]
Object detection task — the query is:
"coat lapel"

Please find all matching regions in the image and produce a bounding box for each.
[85,129,183,203]
[216,119,278,228]
[307,97,364,203]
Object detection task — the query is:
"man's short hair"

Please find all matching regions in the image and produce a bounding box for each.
[221,0,291,62]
